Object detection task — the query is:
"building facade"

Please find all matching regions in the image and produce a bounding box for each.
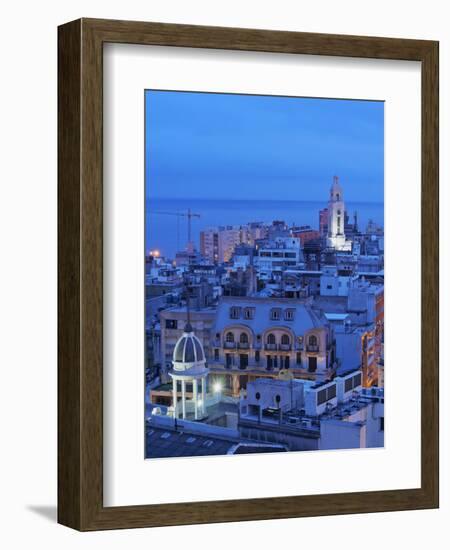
[208,296,336,397]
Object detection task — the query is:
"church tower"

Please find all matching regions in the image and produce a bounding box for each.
[326,176,351,251]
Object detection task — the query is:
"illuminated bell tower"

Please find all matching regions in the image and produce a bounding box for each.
[326,176,350,251]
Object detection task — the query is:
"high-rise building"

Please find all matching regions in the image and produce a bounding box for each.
[200,228,219,264]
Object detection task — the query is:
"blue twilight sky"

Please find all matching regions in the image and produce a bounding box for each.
[145,90,384,203]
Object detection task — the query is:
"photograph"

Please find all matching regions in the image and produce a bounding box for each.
[144,90,385,459]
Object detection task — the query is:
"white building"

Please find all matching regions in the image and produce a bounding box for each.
[326,176,352,251]
[320,265,357,297]
[254,236,305,280]
[239,370,384,450]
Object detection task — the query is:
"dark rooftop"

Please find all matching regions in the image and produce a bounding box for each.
[146,426,235,459]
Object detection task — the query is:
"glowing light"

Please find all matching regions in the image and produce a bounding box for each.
[213,382,222,393]
[152,249,160,257]
[197,399,203,408]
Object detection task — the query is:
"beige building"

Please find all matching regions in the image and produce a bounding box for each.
[200,224,266,264]
[208,296,336,397]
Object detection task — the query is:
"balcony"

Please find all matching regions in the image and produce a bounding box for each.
[306,345,319,352]
[224,342,236,349]
[279,344,291,351]
[265,343,277,351]
[237,342,250,350]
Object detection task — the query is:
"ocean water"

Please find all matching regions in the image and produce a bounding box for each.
[145,198,384,259]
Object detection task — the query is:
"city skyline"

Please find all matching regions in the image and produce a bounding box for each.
[145,90,384,203]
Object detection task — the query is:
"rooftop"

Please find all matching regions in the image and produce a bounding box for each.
[145,426,235,458]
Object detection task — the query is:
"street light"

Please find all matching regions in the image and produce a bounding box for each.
[213,382,222,394]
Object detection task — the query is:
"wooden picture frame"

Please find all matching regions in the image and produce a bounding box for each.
[58,18,439,531]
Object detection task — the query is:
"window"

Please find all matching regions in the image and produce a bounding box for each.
[296,352,302,366]
[308,335,318,347]
[165,319,178,329]
[229,306,241,319]
[239,354,248,369]
[284,308,295,321]
[240,333,249,344]
[267,333,276,345]
[270,308,281,320]
[243,307,255,320]
[281,334,290,346]
[255,350,260,362]
[255,392,261,400]
[214,349,219,361]
[379,417,385,431]
[308,356,317,372]
[225,332,234,343]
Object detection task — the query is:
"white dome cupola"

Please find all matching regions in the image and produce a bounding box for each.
[172,323,206,371]
[169,320,208,420]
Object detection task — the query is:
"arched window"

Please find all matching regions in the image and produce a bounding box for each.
[267,333,276,345]
[240,333,249,344]
[281,334,290,346]
[225,332,234,343]
[336,193,340,201]
[308,335,318,347]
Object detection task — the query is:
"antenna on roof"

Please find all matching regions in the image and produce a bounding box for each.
[183,274,193,332]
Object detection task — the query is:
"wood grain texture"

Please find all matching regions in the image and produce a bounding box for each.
[57,19,82,529]
[58,18,439,531]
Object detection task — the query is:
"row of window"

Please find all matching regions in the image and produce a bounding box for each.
[229,306,296,321]
[224,332,318,347]
[216,350,315,370]
[259,251,297,258]
[222,352,299,370]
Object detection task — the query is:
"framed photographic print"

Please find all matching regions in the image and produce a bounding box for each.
[58,18,439,530]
